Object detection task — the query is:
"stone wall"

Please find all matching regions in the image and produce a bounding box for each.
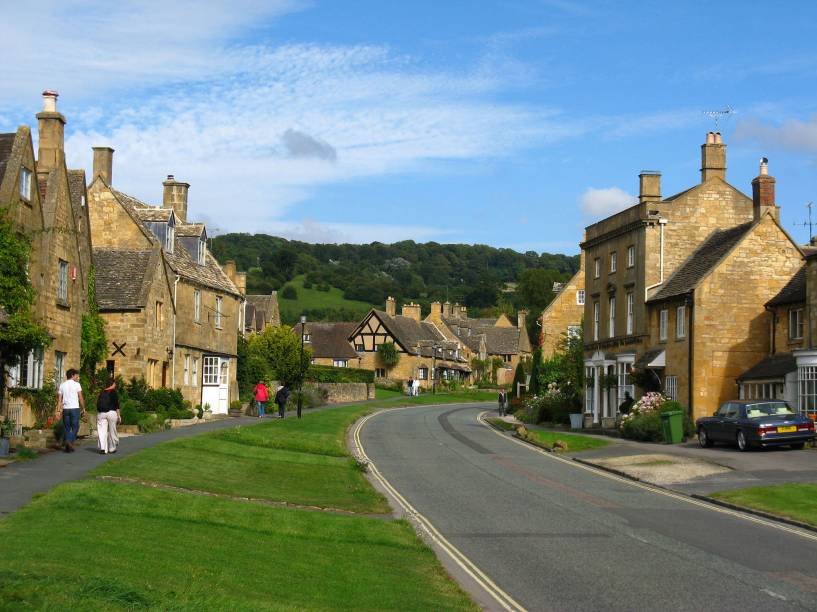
[312,382,375,403]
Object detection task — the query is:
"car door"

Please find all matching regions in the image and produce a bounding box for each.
[720,403,741,442]
[708,403,730,441]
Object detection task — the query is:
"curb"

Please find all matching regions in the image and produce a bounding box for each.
[482,417,558,453]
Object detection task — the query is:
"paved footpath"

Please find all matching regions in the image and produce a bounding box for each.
[362,404,817,611]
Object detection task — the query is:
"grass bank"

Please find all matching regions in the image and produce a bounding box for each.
[710,483,817,527]
[486,418,611,453]
[0,398,483,610]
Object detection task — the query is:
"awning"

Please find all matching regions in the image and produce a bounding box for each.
[635,348,665,369]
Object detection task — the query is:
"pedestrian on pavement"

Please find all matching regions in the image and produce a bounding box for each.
[275,383,290,419]
[96,378,120,455]
[619,391,634,415]
[498,390,507,416]
[407,378,414,395]
[253,379,269,418]
[56,368,85,453]
[412,379,420,396]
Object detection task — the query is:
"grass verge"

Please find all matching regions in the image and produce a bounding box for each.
[523,429,612,453]
[486,417,515,431]
[710,483,817,527]
[376,387,403,399]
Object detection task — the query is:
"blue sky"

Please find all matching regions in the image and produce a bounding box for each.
[2,1,817,254]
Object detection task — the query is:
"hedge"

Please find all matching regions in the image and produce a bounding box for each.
[305,365,374,384]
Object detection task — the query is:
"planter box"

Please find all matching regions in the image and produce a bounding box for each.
[601,416,617,429]
[582,413,595,429]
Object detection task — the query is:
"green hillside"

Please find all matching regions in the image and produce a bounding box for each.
[278,275,373,325]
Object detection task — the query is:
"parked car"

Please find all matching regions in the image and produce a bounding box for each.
[696,400,815,451]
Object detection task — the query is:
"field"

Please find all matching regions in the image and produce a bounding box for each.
[278,275,373,324]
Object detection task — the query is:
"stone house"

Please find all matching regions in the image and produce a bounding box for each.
[582,134,803,422]
[540,251,585,358]
[87,151,245,413]
[244,291,280,333]
[348,298,470,388]
[0,92,92,427]
[292,322,361,368]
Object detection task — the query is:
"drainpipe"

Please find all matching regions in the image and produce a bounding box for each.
[688,298,694,419]
[644,218,668,299]
[766,305,776,355]
[171,274,180,388]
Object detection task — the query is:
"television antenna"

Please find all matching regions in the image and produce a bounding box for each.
[794,202,815,243]
[702,106,735,132]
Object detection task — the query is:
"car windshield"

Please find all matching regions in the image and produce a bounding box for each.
[745,402,795,419]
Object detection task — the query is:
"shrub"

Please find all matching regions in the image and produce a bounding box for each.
[376,381,403,393]
[230,400,243,410]
[317,283,330,292]
[281,285,298,300]
[287,385,329,410]
[620,394,691,442]
[302,280,313,289]
[306,365,374,384]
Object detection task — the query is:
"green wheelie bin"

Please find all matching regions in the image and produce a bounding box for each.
[661,410,684,444]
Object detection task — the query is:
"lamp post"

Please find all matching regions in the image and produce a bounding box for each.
[298,314,306,418]
[431,343,437,395]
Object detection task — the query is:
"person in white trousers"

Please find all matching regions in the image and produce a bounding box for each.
[96,378,121,454]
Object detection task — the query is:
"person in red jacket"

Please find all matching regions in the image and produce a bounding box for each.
[253,380,269,418]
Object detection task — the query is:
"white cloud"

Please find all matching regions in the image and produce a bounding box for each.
[263,218,452,244]
[578,187,636,218]
[734,117,817,154]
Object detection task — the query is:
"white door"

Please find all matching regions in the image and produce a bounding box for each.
[201,355,229,414]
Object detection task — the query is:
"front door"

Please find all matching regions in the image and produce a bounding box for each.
[201,355,230,414]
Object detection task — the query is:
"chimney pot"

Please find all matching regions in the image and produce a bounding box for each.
[701,132,727,182]
[36,90,67,172]
[162,175,190,223]
[759,157,769,176]
[42,90,59,112]
[386,296,396,317]
[752,157,777,221]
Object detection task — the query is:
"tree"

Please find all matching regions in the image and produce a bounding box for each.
[511,361,527,398]
[281,285,298,300]
[80,266,107,383]
[0,217,50,410]
[246,325,312,386]
[376,342,400,372]
[529,347,543,396]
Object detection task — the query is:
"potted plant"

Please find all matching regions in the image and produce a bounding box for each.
[0,416,14,457]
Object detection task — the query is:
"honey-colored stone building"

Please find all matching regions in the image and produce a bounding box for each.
[540,251,585,358]
[292,322,361,368]
[244,291,280,333]
[582,134,804,423]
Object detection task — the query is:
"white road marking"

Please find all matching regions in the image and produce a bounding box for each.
[477,411,817,544]
[762,588,788,601]
[353,408,527,612]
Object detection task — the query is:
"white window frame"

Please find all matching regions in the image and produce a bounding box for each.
[608,296,616,338]
[676,305,686,339]
[57,259,69,302]
[54,350,66,381]
[617,361,634,405]
[576,289,585,305]
[183,355,190,385]
[418,367,428,380]
[20,167,32,200]
[194,290,201,322]
[333,359,348,368]
[626,292,634,335]
[790,308,804,340]
[203,356,220,385]
[165,223,175,253]
[627,245,635,268]
[659,309,668,341]
[375,368,386,378]
[594,258,601,278]
[9,348,44,389]
[799,366,817,414]
[192,357,199,386]
[610,252,617,273]
[215,296,223,329]
[665,375,678,400]
[567,325,581,339]
[198,240,206,265]
[593,302,600,341]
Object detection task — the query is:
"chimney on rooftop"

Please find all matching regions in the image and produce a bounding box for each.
[752,157,778,222]
[429,301,442,319]
[517,309,527,331]
[401,302,421,322]
[162,175,190,223]
[385,296,396,317]
[638,171,661,203]
[36,90,66,172]
[701,131,726,182]
[92,147,114,185]
[442,302,452,317]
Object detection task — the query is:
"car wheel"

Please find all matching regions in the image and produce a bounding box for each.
[790,442,805,450]
[698,427,713,448]
[737,430,750,452]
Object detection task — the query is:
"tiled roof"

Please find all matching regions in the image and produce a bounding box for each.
[648,222,754,302]
[767,266,806,307]
[738,353,797,381]
[67,170,86,211]
[93,249,155,310]
[245,293,280,330]
[443,316,527,355]
[373,310,446,353]
[293,322,359,359]
[134,206,173,222]
[0,132,15,182]
[177,223,205,237]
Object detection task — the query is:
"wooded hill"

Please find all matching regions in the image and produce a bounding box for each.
[211,233,579,341]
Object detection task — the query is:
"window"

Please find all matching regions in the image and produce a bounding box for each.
[375,368,386,378]
[183,355,190,385]
[215,296,223,329]
[503,354,513,363]
[8,348,44,389]
[790,308,804,340]
[106,360,115,377]
[608,296,616,337]
[54,351,66,381]
[593,302,600,341]
[303,333,311,342]
[57,259,69,302]
[659,309,668,341]
[355,342,365,352]
[567,325,581,339]
[203,356,220,385]
[594,258,601,278]
[333,359,348,368]
[585,366,595,413]
[676,305,686,339]
[418,367,428,380]
[19,167,32,200]
[576,289,585,305]
[198,239,206,265]
[665,375,678,400]
[155,301,163,330]
[627,245,635,268]
[617,361,634,404]
[610,252,617,273]
[165,222,175,253]
[147,359,158,388]
[626,292,634,335]
[192,357,199,385]
[194,290,201,322]
[219,360,228,385]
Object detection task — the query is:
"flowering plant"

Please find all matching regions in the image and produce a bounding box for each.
[619,392,666,427]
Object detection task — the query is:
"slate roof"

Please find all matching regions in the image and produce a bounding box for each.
[442,316,528,356]
[93,249,155,310]
[737,353,797,381]
[0,132,15,182]
[293,322,359,359]
[364,310,465,362]
[648,222,754,303]
[245,293,280,331]
[767,266,806,307]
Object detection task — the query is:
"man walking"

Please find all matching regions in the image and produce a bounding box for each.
[56,368,85,453]
[275,383,290,419]
[498,389,507,417]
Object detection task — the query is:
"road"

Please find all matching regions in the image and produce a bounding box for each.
[359,403,817,612]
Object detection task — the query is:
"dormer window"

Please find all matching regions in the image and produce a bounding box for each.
[198,238,206,265]
[19,167,31,200]
[165,221,175,253]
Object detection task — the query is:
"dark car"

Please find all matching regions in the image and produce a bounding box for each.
[696,400,815,451]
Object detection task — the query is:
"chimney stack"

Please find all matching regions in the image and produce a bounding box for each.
[235,271,247,296]
[442,302,452,317]
[223,260,237,282]
[36,90,66,172]
[752,157,778,221]
[401,302,421,322]
[517,309,527,331]
[430,301,442,318]
[638,171,661,203]
[92,147,114,184]
[162,175,190,223]
[385,296,396,317]
[701,131,726,182]
[459,305,468,318]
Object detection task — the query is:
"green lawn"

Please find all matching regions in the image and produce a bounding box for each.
[486,417,516,431]
[376,387,404,399]
[523,429,612,453]
[710,483,817,527]
[0,481,476,611]
[279,274,373,324]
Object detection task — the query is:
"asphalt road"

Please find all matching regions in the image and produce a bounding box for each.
[360,403,817,612]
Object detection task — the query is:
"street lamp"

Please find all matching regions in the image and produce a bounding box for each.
[298,314,306,418]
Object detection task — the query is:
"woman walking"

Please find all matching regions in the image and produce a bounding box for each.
[96,378,120,454]
[253,380,269,418]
